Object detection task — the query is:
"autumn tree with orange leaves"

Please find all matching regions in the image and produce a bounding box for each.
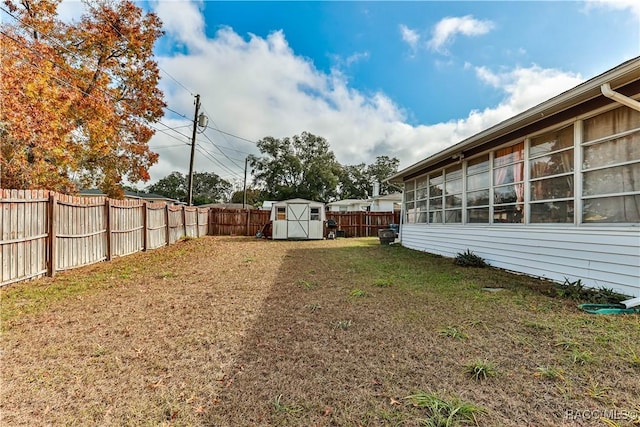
[0,0,165,197]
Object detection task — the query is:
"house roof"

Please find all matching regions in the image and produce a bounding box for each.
[199,202,255,210]
[371,192,402,202]
[272,198,324,206]
[78,189,180,203]
[326,198,371,207]
[390,56,640,182]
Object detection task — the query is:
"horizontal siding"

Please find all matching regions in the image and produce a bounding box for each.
[401,224,640,297]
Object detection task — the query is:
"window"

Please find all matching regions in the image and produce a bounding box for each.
[310,207,320,221]
[415,176,429,223]
[493,142,524,223]
[404,180,416,223]
[582,106,640,223]
[444,165,462,223]
[529,125,574,223]
[276,207,286,220]
[428,173,444,223]
[466,155,490,223]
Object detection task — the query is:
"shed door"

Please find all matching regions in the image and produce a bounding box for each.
[287,204,309,239]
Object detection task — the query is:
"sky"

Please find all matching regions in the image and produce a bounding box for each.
[49,1,640,189]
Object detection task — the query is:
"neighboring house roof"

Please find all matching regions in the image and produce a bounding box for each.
[199,202,255,210]
[326,198,371,207]
[390,56,640,181]
[371,192,402,202]
[272,198,324,206]
[78,189,181,204]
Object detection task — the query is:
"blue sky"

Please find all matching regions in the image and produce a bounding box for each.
[56,1,640,187]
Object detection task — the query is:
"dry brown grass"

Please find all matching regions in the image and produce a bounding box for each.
[1,236,638,426]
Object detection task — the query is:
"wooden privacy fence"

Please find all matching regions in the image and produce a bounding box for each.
[1,189,400,286]
[0,189,209,286]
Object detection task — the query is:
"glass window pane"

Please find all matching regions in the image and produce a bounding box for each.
[429,211,444,223]
[493,204,524,223]
[445,209,462,223]
[405,210,416,224]
[467,208,489,223]
[583,163,640,196]
[494,142,524,167]
[467,190,490,207]
[445,166,462,180]
[583,195,640,223]
[446,194,462,208]
[416,188,428,200]
[429,175,444,196]
[530,201,574,223]
[405,181,415,191]
[310,207,320,220]
[530,125,574,157]
[494,185,518,204]
[417,212,428,223]
[530,175,574,201]
[467,171,490,190]
[584,106,640,142]
[429,197,442,209]
[583,132,640,169]
[467,155,489,174]
[405,191,415,202]
[530,151,574,179]
[276,207,286,220]
[445,178,462,194]
[494,162,523,186]
[416,177,429,189]
[417,200,428,210]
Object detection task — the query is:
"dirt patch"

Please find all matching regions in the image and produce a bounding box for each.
[1,237,639,426]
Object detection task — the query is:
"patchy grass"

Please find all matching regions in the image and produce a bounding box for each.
[1,236,639,426]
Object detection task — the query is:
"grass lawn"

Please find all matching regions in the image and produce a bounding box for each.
[1,236,638,426]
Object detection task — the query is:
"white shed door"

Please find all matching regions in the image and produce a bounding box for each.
[287,204,309,239]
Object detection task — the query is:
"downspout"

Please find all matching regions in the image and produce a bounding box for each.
[601,83,640,113]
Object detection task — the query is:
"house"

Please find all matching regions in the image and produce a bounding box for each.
[389,57,640,297]
[79,189,181,205]
[270,198,326,240]
[370,192,403,212]
[199,202,255,210]
[326,198,371,212]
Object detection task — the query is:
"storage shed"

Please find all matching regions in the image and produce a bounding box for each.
[270,198,326,240]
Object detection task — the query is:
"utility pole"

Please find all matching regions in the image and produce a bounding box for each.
[187,94,201,206]
[243,157,248,209]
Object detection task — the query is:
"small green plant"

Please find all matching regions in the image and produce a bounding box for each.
[585,380,611,402]
[571,349,595,365]
[373,278,393,287]
[349,289,368,297]
[453,249,487,268]
[405,391,484,426]
[626,348,640,368]
[437,326,468,341]
[534,365,565,381]
[464,359,498,381]
[296,279,315,290]
[333,320,352,330]
[305,302,321,312]
[554,337,579,351]
[272,394,302,415]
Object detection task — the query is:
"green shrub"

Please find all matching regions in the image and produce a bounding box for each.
[453,250,487,268]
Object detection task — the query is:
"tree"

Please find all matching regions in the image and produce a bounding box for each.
[1,0,165,197]
[230,188,265,207]
[249,132,341,202]
[367,155,401,195]
[338,163,370,200]
[147,171,231,205]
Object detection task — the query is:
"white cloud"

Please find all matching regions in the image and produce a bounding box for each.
[427,15,494,54]
[146,5,585,186]
[399,24,420,53]
[582,0,640,18]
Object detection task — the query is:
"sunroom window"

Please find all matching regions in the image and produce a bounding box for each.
[466,155,490,223]
[582,106,640,223]
[428,173,444,223]
[529,125,574,223]
[493,142,524,223]
[415,176,429,223]
[404,180,416,223]
[444,165,462,223]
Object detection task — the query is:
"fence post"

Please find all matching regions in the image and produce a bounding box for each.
[246,208,251,236]
[47,192,58,277]
[105,198,112,261]
[142,202,148,251]
[182,206,187,237]
[196,208,200,238]
[164,204,170,246]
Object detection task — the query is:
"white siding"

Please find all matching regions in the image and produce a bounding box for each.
[401,224,640,297]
